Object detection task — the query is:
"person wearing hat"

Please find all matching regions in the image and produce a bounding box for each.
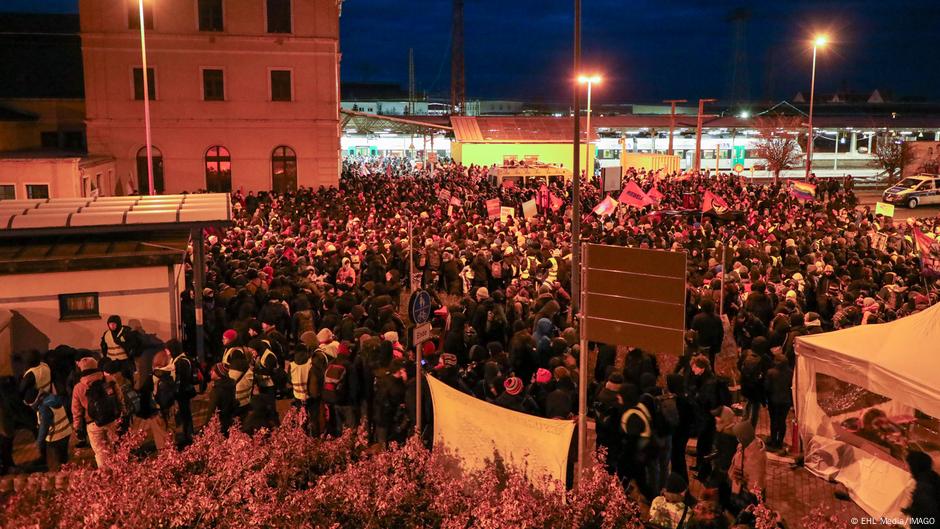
[648,472,692,529]
[100,314,139,379]
[71,356,125,468]
[493,376,538,415]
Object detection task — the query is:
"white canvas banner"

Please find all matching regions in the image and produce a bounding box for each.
[427,375,575,489]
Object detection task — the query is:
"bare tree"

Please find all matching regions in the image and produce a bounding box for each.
[870,136,914,183]
[753,116,803,183]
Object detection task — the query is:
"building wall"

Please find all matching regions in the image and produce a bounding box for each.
[454,142,590,173]
[0,264,181,352]
[0,157,116,199]
[80,0,341,193]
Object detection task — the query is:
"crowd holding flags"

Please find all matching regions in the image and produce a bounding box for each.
[592,195,619,216]
[701,190,729,213]
[617,180,653,208]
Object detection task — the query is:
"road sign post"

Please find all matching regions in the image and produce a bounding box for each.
[409,291,433,438]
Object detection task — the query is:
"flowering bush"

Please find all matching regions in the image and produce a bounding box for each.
[1,411,643,529]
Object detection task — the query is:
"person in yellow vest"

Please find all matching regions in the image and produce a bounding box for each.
[20,350,53,405]
[286,345,320,435]
[228,359,254,418]
[100,315,139,378]
[34,392,72,471]
[221,329,250,369]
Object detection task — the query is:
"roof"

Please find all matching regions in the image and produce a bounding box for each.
[0,230,189,275]
[0,104,37,122]
[0,193,232,238]
[0,13,83,99]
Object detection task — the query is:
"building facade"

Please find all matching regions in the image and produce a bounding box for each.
[80,0,341,194]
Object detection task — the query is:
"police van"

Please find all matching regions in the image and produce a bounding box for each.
[882,174,940,209]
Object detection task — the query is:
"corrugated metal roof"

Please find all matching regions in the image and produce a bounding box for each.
[0,193,231,235]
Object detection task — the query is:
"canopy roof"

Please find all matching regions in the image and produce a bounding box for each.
[795,302,940,418]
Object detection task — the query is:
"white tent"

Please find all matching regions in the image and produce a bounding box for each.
[794,302,940,518]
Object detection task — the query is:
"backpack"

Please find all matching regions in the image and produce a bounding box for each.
[154,373,177,411]
[86,377,121,427]
[321,361,349,404]
[119,380,141,417]
[655,393,681,433]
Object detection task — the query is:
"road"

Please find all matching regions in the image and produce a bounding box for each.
[854,190,940,221]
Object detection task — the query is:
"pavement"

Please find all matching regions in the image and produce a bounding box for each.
[854,189,940,221]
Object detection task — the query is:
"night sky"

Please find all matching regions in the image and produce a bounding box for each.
[10,0,940,103]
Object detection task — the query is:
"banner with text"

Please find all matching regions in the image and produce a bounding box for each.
[427,375,575,490]
[486,198,501,219]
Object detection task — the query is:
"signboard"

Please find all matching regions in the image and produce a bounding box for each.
[439,189,452,204]
[871,232,888,253]
[522,199,538,219]
[583,244,686,355]
[412,321,433,346]
[732,145,746,168]
[500,206,515,223]
[875,201,895,218]
[602,166,622,192]
[733,163,745,174]
[485,198,501,219]
[408,290,432,324]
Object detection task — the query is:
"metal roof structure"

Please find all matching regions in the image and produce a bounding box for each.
[0,193,232,238]
[341,109,452,136]
[0,230,189,275]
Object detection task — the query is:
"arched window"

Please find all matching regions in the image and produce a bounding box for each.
[136,146,164,195]
[205,145,231,193]
[271,145,297,193]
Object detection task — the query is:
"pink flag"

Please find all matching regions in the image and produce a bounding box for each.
[550,193,564,212]
[618,180,653,208]
[647,186,664,203]
[592,195,619,216]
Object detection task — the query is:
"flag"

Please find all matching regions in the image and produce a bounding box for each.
[790,181,817,201]
[450,196,463,207]
[592,195,619,216]
[647,186,664,203]
[913,228,940,277]
[549,193,564,212]
[486,198,501,219]
[522,199,538,219]
[701,190,729,213]
[618,180,653,208]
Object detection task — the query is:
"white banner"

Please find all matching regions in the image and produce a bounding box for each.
[427,375,575,489]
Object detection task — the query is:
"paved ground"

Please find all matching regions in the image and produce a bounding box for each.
[855,190,940,220]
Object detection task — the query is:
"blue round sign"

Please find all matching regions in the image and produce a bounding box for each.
[409,290,433,324]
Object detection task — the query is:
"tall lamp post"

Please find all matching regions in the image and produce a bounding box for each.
[139,0,155,195]
[578,75,602,184]
[805,34,827,180]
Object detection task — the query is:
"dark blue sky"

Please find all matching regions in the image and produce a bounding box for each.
[10,0,940,103]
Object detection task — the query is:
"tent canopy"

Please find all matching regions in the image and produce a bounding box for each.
[796,301,940,427]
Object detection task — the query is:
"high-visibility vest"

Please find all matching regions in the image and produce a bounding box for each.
[231,369,254,407]
[222,346,245,367]
[620,403,652,438]
[545,257,559,284]
[43,405,72,443]
[255,348,277,389]
[25,363,53,395]
[288,361,312,400]
[103,329,129,361]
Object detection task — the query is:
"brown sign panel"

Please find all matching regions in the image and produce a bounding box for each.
[583,244,686,355]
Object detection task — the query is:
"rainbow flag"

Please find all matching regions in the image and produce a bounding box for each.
[592,195,619,216]
[791,181,816,201]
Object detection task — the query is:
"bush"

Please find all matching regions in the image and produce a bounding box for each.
[1,411,643,529]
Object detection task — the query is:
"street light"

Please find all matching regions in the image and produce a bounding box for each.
[139,0,155,195]
[578,75,601,181]
[805,34,828,180]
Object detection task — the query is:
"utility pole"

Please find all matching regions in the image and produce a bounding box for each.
[663,99,687,156]
[693,98,717,174]
[450,0,465,114]
[572,0,585,483]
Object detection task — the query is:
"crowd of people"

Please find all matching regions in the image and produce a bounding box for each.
[4,157,940,528]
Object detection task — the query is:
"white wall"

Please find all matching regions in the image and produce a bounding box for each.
[0,264,182,352]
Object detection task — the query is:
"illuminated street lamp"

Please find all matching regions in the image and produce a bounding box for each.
[805,34,828,180]
[139,0,155,195]
[578,75,602,180]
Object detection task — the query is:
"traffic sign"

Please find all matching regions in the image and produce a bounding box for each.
[733,163,744,174]
[408,290,433,324]
[412,322,433,346]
